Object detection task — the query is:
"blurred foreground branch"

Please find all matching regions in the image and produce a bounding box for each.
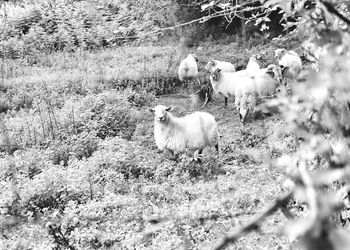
[319,0,350,25]
[213,191,293,250]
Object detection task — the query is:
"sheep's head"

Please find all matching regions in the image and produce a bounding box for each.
[274,49,287,61]
[266,64,283,84]
[210,68,222,81]
[188,53,199,62]
[151,105,172,124]
[280,65,290,85]
[205,59,217,72]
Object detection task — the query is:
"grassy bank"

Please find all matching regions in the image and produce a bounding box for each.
[0,41,292,249]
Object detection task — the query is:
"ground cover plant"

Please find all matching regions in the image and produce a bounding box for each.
[0,42,292,250]
[1,0,350,250]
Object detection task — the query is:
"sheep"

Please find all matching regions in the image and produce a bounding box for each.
[209,68,250,107]
[204,59,236,107]
[234,80,256,123]
[204,58,236,73]
[246,55,261,76]
[179,54,208,106]
[234,64,283,122]
[210,63,282,121]
[274,49,302,85]
[178,53,200,85]
[255,64,283,96]
[151,105,219,162]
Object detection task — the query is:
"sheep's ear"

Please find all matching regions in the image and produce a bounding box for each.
[281,66,289,77]
[266,70,274,78]
[165,106,173,112]
[149,108,155,113]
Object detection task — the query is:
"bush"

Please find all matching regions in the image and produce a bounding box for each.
[0,0,181,57]
[73,91,139,140]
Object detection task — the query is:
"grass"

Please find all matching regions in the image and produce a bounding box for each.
[0,41,294,249]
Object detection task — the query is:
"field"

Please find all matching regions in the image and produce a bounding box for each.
[1,42,302,249]
[2,0,350,249]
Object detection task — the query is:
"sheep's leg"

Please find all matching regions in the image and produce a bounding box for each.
[165,149,178,161]
[224,97,228,107]
[201,92,209,108]
[215,143,219,158]
[196,76,201,86]
[198,148,203,155]
[197,148,203,163]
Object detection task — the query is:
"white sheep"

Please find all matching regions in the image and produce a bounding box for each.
[209,68,250,107]
[255,64,283,96]
[151,105,219,162]
[274,49,302,85]
[178,53,200,84]
[234,64,282,122]
[204,58,236,73]
[234,80,256,123]
[246,55,261,76]
[204,59,236,107]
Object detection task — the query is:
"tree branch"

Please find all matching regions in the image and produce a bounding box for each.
[213,191,293,250]
[113,0,262,40]
[319,0,350,25]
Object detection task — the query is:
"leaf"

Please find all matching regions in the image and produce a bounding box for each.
[285,217,314,242]
[263,0,282,8]
[217,3,230,9]
[311,169,345,186]
[278,1,293,15]
[201,1,215,11]
[329,229,350,250]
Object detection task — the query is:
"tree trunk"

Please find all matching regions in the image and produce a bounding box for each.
[240,0,246,43]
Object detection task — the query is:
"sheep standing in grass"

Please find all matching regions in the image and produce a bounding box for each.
[178,53,200,84]
[151,105,219,162]
[235,65,283,122]
[234,80,256,123]
[204,59,236,73]
[275,49,302,85]
[209,68,250,107]
[204,59,236,107]
[255,64,283,96]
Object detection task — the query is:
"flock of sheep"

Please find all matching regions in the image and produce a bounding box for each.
[150,47,307,162]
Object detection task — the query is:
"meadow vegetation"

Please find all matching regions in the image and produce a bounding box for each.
[0,38,293,249]
[1,0,350,250]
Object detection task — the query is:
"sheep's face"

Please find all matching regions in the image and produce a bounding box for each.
[274,49,286,61]
[210,68,222,81]
[151,105,172,124]
[205,59,217,72]
[266,64,282,83]
[280,65,290,85]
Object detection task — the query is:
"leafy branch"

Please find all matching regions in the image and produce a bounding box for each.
[319,0,350,25]
[113,0,262,40]
[213,191,293,250]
